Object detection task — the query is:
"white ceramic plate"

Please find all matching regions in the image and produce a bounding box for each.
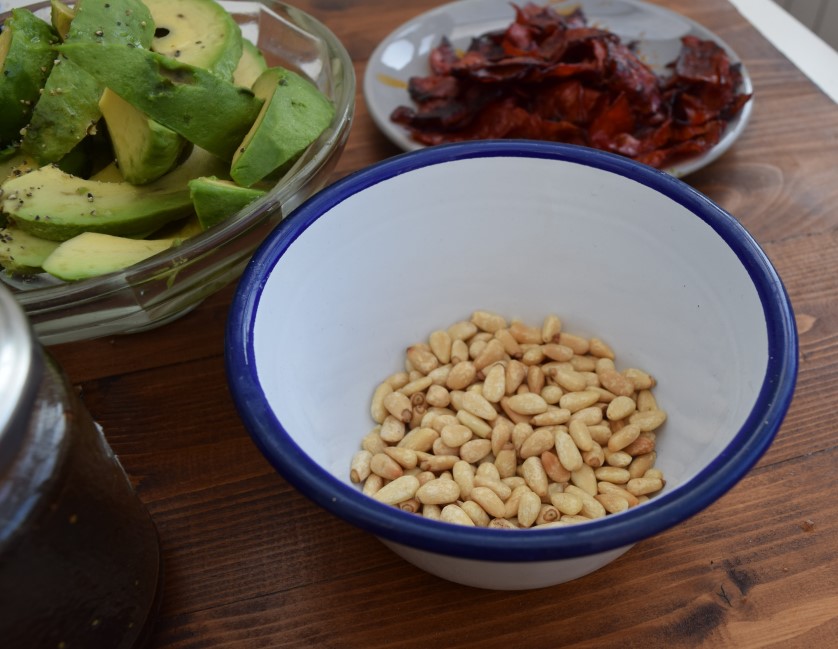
[363,0,753,177]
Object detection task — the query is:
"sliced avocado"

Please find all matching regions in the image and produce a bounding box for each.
[89,161,124,182]
[59,42,263,160]
[22,0,155,164]
[144,0,242,80]
[230,67,334,187]
[0,9,59,146]
[0,225,61,273]
[41,231,178,280]
[50,0,76,40]
[188,176,265,230]
[0,150,38,183]
[2,146,227,241]
[233,39,267,89]
[99,88,188,185]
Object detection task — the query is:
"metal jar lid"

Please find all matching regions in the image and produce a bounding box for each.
[0,284,41,474]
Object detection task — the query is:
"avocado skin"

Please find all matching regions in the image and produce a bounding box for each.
[59,42,264,160]
[0,9,58,146]
[188,176,266,230]
[230,67,334,187]
[22,0,155,164]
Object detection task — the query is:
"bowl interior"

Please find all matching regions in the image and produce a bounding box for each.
[251,151,762,485]
[231,142,795,559]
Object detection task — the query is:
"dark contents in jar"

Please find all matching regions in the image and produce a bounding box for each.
[0,355,163,649]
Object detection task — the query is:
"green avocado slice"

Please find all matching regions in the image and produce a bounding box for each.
[0,226,60,273]
[41,231,178,280]
[99,88,188,185]
[144,0,242,80]
[22,0,156,164]
[50,0,76,40]
[233,39,268,89]
[230,67,335,187]
[0,9,59,146]
[188,176,266,230]
[2,146,226,241]
[58,42,263,160]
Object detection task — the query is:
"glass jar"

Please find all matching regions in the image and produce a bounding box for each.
[0,284,163,648]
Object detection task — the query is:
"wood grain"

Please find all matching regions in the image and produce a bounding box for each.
[47,0,838,647]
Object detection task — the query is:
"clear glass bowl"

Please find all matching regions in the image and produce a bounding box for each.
[1,0,355,345]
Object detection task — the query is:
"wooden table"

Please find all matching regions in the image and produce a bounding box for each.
[49,1,838,646]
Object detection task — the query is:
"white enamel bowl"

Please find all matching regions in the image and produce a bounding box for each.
[226,141,797,590]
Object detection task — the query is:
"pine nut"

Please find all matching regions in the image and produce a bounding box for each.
[541,450,571,483]
[429,330,452,364]
[383,391,412,423]
[363,473,383,496]
[555,430,584,472]
[471,310,507,333]
[626,477,664,496]
[608,421,642,452]
[629,409,668,431]
[372,475,420,505]
[542,343,574,362]
[559,332,589,355]
[459,438,493,464]
[589,338,615,359]
[570,464,598,496]
[457,409,493,438]
[507,393,549,415]
[482,363,506,403]
[505,360,528,395]
[350,450,372,483]
[520,456,549,497]
[416,478,461,505]
[383,446,418,469]
[509,320,543,344]
[536,504,561,525]
[472,475,512,500]
[494,328,523,357]
[596,493,629,514]
[517,490,543,527]
[494,448,518,478]
[469,338,502,372]
[550,490,584,516]
[542,314,562,343]
[380,415,406,444]
[397,427,438,452]
[568,419,594,452]
[462,391,498,421]
[595,466,631,484]
[598,368,634,397]
[406,345,439,375]
[440,503,475,526]
[447,361,477,390]
[470,486,507,518]
[355,313,668,529]
[371,383,393,423]
[606,395,637,421]
[459,499,491,526]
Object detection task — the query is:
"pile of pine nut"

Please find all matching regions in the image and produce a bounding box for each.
[349,311,666,528]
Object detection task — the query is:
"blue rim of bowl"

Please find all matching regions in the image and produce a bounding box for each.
[226,140,798,562]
